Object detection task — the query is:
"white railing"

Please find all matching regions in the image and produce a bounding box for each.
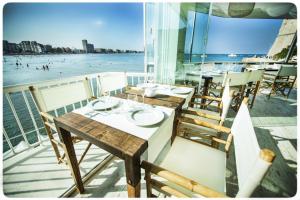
[3,72,151,159]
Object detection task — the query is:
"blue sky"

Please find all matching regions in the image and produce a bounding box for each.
[205,16,283,54]
[185,12,282,54]
[4,3,282,54]
[3,3,144,50]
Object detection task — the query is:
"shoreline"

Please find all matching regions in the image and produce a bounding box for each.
[3,52,144,56]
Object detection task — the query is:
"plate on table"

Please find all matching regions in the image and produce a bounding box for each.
[136,83,158,89]
[127,109,165,127]
[171,87,191,94]
[88,98,119,111]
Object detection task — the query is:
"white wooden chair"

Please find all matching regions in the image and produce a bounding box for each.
[180,81,234,147]
[245,69,264,108]
[98,72,128,96]
[194,71,250,112]
[142,98,275,198]
[182,79,234,125]
[260,64,297,99]
[221,71,251,111]
[29,77,94,164]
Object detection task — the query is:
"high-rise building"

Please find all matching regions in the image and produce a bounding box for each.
[82,40,88,53]
[87,43,94,53]
[3,40,9,53]
[20,41,32,52]
[82,39,94,53]
[8,43,18,53]
[30,41,42,53]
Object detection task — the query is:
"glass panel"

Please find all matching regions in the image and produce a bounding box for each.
[145,3,155,73]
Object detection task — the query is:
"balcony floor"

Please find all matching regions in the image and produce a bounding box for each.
[3,90,297,198]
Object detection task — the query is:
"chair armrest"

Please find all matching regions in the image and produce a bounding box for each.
[40,112,54,122]
[192,95,222,102]
[141,161,228,198]
[178,116,231,134]
[182,109,221,121]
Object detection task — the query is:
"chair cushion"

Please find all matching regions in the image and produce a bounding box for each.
[159,136,226,195]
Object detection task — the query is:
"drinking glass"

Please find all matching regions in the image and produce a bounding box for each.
[126,93,138,111]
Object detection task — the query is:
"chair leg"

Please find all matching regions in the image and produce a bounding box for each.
[42,117,62,163]
[78,142,92,165]
[144,169,153,197]
[286,79,296,98]
[250,82,260,109]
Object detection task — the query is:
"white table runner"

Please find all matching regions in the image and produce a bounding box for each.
[73,97,175,162]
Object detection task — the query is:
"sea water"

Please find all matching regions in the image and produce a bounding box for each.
[2,53,259,153]
[3,53,144,86]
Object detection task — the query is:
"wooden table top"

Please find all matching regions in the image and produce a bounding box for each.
[54,112,148,158]
[116,93,185,109]
[54,93,184,159]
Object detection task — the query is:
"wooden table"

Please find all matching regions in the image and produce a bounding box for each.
[54,94,184,197]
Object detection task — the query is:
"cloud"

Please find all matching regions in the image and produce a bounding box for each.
[94,20,103,26]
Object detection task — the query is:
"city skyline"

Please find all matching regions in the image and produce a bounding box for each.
[3,3,144,51]
[3,39,143,55]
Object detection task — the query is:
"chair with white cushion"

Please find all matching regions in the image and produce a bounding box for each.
[29,77,94,164]
[179,81,234,147]
[98,72,128,96]
[142,98,275,198]
[221,71,251,111]
[190,71,250,113]
[245,69,264,108]
[260,64,297,99]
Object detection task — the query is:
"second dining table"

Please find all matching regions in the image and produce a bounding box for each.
[54,84,193,197]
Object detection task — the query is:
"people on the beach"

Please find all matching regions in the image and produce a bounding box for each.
[27,64,29,68]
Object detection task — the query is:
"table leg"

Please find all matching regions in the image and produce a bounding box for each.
[250,81,260,109]
[57,127,84,194]
[124,154,141,197]
[245,82,253,97]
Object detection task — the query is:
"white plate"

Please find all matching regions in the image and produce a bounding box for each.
[127,109,164,126]
[136,83,158,89]
[171,87,191,94]
[89,98,119,111]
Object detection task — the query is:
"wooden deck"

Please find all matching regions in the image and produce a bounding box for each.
[3,90,297,197]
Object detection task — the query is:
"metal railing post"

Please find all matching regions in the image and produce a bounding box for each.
[22,91,43,145]
[5,93,30,147]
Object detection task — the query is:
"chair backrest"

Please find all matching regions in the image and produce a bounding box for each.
[278,65,297,77]
[29,78,93,112]
[231,99,275,197]
[98,72,128,95]
[220,81,233,122]
[247,69,264,83]
[222,71,250,87]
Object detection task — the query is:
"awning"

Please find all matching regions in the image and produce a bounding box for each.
[185,3,297,19]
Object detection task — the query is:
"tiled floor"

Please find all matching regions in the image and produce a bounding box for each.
[2,90,297,198]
